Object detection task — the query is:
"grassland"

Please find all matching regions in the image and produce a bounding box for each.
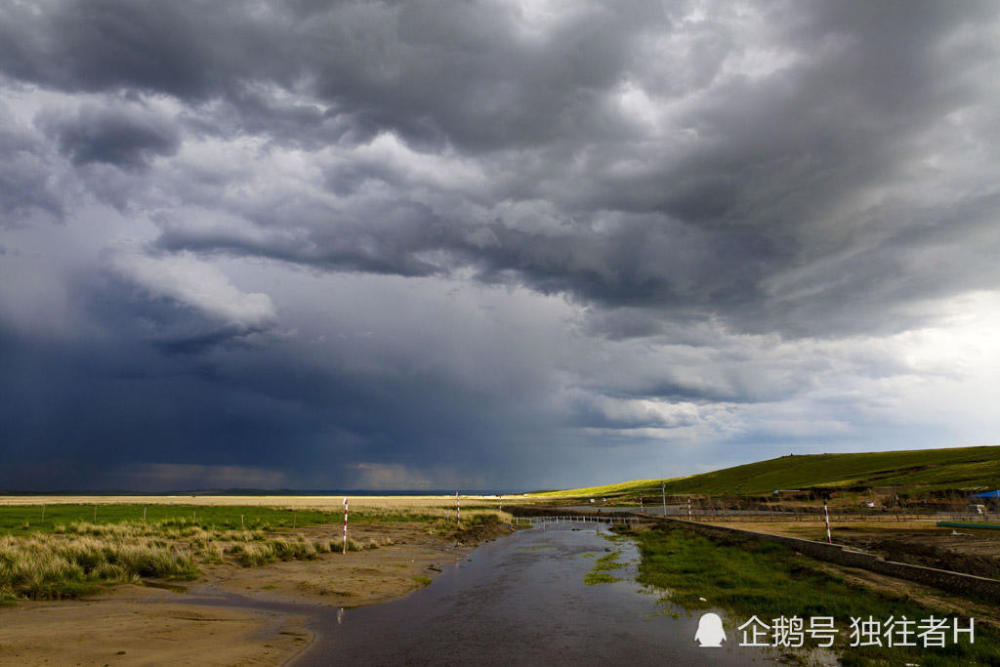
[0,501,509,601]
[531,445,1000,498]
[623,523,1000,666]
[0,494,516,511]
[0,502,463,536]
[0,496,516,666]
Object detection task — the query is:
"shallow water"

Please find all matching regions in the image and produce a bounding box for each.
[188,521,783,666]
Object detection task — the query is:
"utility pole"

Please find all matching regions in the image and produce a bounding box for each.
[661,481,667,517]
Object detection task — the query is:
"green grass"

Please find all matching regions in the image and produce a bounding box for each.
[584,549,626,585]
[584,571,622,585]
[532,479,665,498]
[624,524,1000,665]
[0,504,334,536]
[593,551,625,571]
[531,445,1000,497]
[0,504,446,537]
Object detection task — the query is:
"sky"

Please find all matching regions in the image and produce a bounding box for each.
[1,0,999,492]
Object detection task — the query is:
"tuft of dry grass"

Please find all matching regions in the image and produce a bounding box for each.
[0,534,196,600]
[227,537,361,566]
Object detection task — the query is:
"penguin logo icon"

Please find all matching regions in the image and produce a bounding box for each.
[695,612,726,647]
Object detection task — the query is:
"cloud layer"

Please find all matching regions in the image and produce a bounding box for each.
[2,1,999,490]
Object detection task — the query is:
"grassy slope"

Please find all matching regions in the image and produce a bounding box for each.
[532,445,1000,497]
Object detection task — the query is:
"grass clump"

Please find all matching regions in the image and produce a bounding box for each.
[435,513,511,542]
[0,535,197,600]
[584,549,625,585]
[584,571,622,585]
[592,551,625,572]
[330,537,362,553]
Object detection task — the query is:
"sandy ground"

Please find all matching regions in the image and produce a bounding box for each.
[0,585,310,666]
[0,520,511,666]
[204,522,476,607]
[704,518,944,540]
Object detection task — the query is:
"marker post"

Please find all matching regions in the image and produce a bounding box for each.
[343,497,349,554]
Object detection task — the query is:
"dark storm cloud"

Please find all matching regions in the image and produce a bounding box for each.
[0,310,550,489]
[2,0,1000,490]
[0,1,266,99]
[39,104,180,168]
[83,271,270,355]
[2,0,983,336]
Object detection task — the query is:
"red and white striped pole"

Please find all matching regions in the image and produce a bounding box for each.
[456,491,461,526]
[343,497,349,554]
[823,502,832,544]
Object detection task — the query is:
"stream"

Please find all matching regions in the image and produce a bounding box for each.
[185,520,783,665]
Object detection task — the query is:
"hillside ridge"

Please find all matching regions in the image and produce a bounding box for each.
[532,445,1000,497]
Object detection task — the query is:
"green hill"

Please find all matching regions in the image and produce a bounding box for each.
[532,445,1000,498]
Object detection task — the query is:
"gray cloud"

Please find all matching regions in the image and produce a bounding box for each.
[39,104,180,168]
[2,1,1000,490]
[0,112,64,227]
